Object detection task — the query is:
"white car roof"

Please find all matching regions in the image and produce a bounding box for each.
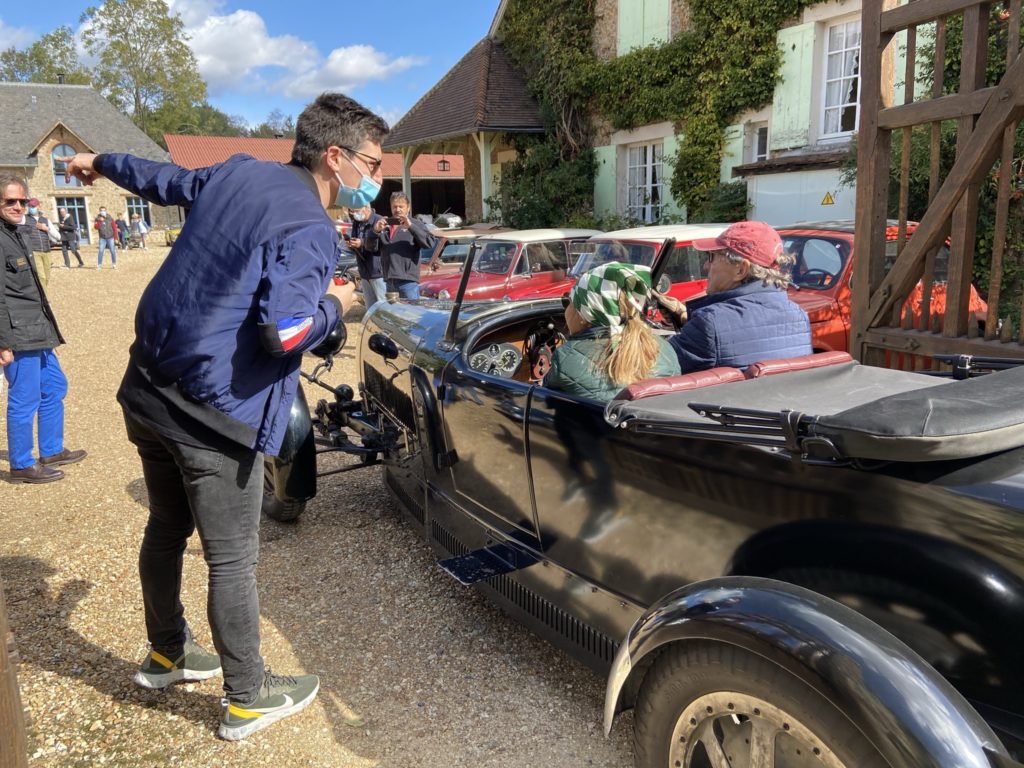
[596,223,730,242]
[474,228,603,244]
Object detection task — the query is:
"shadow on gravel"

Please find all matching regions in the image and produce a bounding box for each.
[1,555,222,732]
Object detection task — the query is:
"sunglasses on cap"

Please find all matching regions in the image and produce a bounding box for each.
[2,198,29,207]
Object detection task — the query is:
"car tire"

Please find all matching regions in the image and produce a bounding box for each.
[261,464,306,522]
[632,641,886,768]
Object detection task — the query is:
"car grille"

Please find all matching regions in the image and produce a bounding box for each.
[363,362,416,432]
[430,521,617,664]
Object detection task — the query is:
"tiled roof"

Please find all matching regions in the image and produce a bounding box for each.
[164,134,464,178]
[383,37,544,150]
[0,82,168,166]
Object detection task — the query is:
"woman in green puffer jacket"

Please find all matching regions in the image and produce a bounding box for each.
[544,262,680,400]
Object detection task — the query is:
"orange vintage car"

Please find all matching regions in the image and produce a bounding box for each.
[778,221,987,352]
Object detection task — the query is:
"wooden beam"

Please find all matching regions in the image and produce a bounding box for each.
[853,0,893,366]
[865,48,1024,330]
[864,327,1024,358]
[878,87,996,129]
[881,0,986,34]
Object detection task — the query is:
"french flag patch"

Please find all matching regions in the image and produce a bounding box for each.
[277,316,314,352]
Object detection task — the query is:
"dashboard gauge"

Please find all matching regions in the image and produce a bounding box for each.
[469,352,491,371]
[497,348,520,374]
[488,343,501,356]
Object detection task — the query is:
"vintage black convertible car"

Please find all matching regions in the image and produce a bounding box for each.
[266,243,1024,768]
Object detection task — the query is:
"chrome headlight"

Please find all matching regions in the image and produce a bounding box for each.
[438,289,451,300]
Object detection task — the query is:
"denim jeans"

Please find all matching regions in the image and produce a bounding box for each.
[98,237,117,266]
[4,349,68,469]
[123,411,265,702]
[361,276,387,308]
[386,278,420,299]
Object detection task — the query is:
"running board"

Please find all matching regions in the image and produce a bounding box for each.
[439,542,539,585]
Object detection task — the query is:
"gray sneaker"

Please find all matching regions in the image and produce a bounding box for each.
[133,637,222,689]
[217,669,320,741]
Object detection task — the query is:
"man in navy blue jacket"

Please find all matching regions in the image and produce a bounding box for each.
[59,93,387,741]
[659,220,812,373]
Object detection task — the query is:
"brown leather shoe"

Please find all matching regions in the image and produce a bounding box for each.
[9,463,64,484]
[40,448,87,467]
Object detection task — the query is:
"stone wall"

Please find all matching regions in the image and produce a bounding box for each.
[3,127,177,243]
[593,0,618,62]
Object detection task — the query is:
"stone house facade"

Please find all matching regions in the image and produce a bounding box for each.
[0,82,174,245]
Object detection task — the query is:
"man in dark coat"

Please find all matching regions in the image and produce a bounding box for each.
[374,190,435,299]
[0,176,86,483]
[57,207,84,268]
[659,220,812,373]
[347,203,386,307]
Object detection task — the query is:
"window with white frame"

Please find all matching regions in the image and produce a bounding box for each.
[822,19,861,138]
[746,122,769,163]
[626,142,663,223]
[126,196,151,226]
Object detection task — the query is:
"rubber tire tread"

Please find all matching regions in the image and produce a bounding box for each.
[632,640,888,768]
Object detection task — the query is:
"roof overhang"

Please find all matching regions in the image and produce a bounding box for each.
[733,149,849,178]
[29,121,96,156]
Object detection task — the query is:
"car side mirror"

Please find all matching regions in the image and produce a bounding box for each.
[368,332,400,360]
[656,275,671,294]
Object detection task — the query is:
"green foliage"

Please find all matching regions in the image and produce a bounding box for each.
[248,109,297,138]
[485,134,597,229]
[0,26,92,84]
[591,0,821,211]
[81,0,207,143]
[149,101,249,145]
[688,180,751,223]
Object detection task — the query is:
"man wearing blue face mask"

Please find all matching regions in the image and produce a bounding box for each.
[57,92,387,742]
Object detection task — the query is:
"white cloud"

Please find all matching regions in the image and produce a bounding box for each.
[0,18,36,50]
[168,4,424,102]
[281,45,425,99]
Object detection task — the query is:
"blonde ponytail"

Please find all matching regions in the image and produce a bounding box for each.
[603,295,661,386]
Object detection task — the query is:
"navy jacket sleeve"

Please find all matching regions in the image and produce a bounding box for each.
[94,153,219,208]
[669,314,718,373]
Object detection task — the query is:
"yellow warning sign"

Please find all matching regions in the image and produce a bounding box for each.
[821,191,835,206]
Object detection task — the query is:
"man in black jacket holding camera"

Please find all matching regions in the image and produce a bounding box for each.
[374,190,434,299]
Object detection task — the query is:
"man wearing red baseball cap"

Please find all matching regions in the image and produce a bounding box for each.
[657,220,811,373]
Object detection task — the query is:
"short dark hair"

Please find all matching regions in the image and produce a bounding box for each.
[0,174,28,196]
[291,93,389,170]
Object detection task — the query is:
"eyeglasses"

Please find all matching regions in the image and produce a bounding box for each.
[340,146,383,175]
[2,198,29,208]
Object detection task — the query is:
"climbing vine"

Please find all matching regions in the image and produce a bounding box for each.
[497,0,825,221]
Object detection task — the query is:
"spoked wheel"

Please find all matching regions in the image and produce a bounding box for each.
[261,459,306,522]
[633,642,886,768]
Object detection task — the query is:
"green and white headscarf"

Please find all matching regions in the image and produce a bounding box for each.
[569,261,652,335]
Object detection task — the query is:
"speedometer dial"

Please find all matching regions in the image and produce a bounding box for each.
[498,348,520,374]
[469,352,491,371]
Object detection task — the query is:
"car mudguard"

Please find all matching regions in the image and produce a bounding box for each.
[267,383,316,504]
[604,576,1015,768]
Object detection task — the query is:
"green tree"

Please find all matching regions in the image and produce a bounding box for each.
[80,0,207,143]
[148,101,249,145]
[248,109,296,138]
[0,26,91,84]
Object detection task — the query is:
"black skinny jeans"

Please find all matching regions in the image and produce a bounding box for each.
[124,410,264,702]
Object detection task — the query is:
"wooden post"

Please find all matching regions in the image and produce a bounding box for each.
[0,575,28,768]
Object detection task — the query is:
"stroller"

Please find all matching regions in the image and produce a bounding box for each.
[127,232,145,249]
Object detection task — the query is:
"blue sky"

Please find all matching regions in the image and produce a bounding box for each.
[0,0,500,129]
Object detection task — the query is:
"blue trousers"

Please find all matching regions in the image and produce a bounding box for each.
[124,411,265,702]
[386,278,420,299]
[98,238,117,266]
[4,349,68,470]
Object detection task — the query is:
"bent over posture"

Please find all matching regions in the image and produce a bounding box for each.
[59,92,385,741]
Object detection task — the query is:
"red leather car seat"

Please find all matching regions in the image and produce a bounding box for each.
[614,367,745,401]
[743,350,853,379]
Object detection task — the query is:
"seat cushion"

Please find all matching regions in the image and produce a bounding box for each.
[614,367,745,401]
[744,350,853,379]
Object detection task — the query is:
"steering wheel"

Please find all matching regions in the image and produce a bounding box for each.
[797,268,833,287]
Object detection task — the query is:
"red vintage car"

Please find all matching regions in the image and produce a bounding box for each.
[419,226,512,279]
[419,229,602,300]
[779,221,988,352]
[516,224,731,304]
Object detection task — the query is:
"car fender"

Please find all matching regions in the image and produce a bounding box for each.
[267,383,316,504]
[604,576,1012,768]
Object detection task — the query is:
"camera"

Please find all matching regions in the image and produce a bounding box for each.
[385,216,403,226]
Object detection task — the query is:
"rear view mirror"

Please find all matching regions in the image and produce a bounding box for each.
[368,332,400,361]
[656,274,672,294]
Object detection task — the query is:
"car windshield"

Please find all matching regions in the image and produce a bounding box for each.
[568,240,657,276]
[781,235,851,290]
[472,241,518,274]
[439,242,471,263]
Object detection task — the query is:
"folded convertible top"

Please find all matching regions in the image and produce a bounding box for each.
[605,363,1024,462]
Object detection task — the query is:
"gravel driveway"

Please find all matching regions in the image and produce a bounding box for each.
[1,247,633,767]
